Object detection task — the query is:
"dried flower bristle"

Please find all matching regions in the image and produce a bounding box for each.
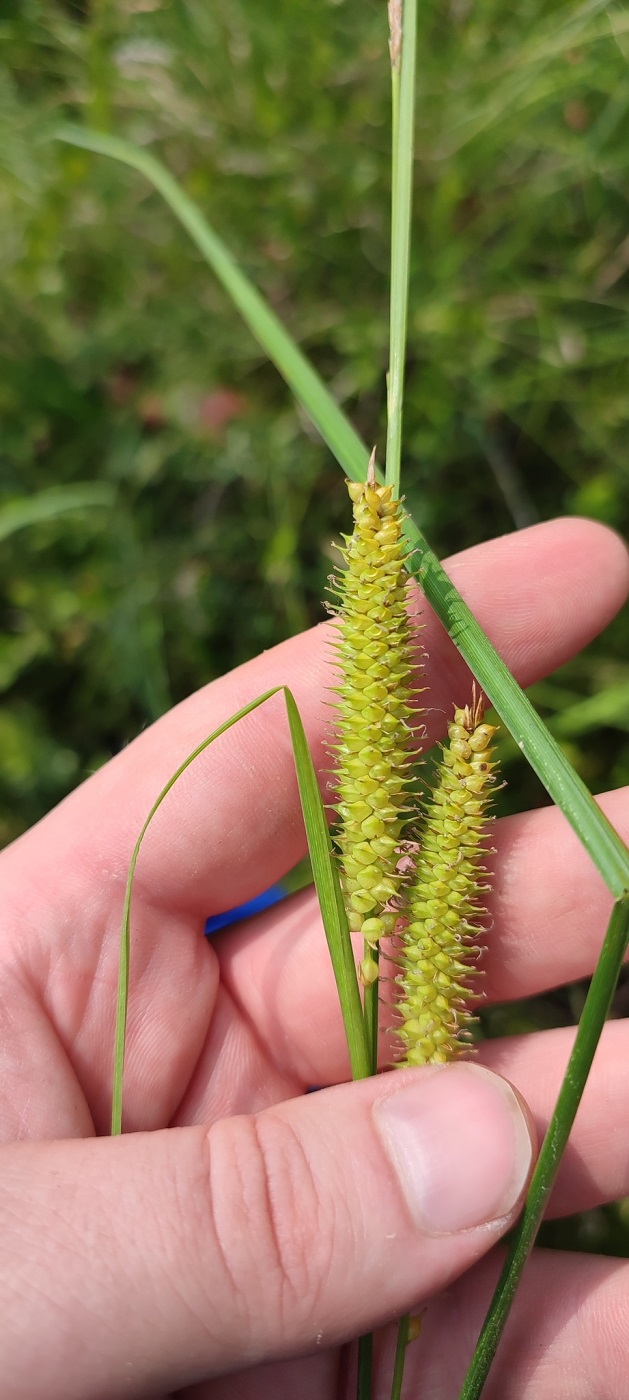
[388,0,402,70]
[394,695,498,1066]
[329,459,420,947]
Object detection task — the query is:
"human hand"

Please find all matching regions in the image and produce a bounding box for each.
[1,518,628,1400]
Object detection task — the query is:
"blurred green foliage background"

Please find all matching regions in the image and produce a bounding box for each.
[2,0,629,1247]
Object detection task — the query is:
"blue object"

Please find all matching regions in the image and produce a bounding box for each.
[204,883,287,936]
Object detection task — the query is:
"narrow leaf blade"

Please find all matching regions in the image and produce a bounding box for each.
[113,686,368,1133]
[0,483,113,542]
[284,688,369,1081]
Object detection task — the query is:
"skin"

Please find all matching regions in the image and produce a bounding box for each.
[1,516,629,1399]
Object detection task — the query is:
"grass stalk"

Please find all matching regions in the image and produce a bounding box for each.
[391,1313,411,1400]
[357,1334,374,1400]
[363,943,381,1077]
[386,0,417,496]
[458,892,629,1398]
[386,20,422,1387]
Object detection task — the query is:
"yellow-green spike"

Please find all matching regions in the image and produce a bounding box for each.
[395,693,499,1066]
[329,453,421,947]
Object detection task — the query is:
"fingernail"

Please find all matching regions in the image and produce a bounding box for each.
[374,1063,533,1235]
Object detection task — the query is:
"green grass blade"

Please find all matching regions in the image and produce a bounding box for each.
[113,685,368,1133]
[54,124,367,488]
[458,892,629,1399]
[547,679,629,739]
[112,688,284,1134]
[283,688,370,1080]
[52,125,629,898]
[386,0,417,496]
[0,483,114,541]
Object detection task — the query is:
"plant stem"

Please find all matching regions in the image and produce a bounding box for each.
[385,0,417,496]
[357,1334,374,1400]
[391,1314,411,1400]
[363,942,381,1076]
[458,892,629,1398]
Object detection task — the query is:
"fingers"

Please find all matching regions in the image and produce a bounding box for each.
[191,924,629,1225]
[211,784,629,1094]
[0,975,94,1142]
[388,1246,629,1400]
[4,518,627,927]
[484,786,625,1001]
[478,1019,629,1220]
[178,1250,629,1400]
[1,1065,533,1399]
[3,518,625,1136]
[181,1351,341,1400]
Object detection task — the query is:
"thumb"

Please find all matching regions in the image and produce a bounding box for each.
[2,1063,534,1399]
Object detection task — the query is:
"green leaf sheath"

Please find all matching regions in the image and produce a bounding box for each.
[329,476,421,956]
[395,699,498,1066]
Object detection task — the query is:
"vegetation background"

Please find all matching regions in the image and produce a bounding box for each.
[2,0,629,1252]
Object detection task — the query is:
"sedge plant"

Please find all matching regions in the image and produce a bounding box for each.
[52,0,629,1396]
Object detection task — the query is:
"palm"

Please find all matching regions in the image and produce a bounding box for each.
[1,518,628,1398]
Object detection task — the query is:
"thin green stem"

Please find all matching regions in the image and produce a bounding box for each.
[391,1315,411,1400]
[385,0,417,495]
[112,685,370,1134]
[357,1333,374,1400]
[363,941,381,1077]
[458,892,629,1399]
[112,718,241,1134]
